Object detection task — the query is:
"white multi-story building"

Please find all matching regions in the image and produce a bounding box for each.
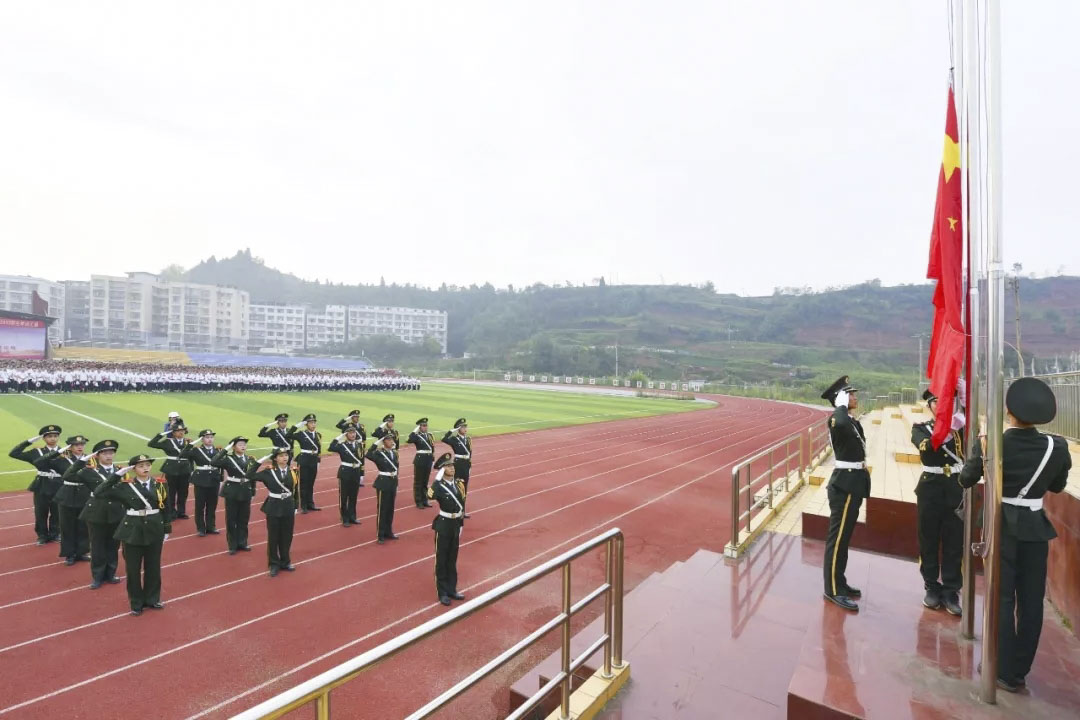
[62,280,90,342]
[249,303,307,352]
[304,305,347,348]
[0,274,65,343]
[347,305,448,352]
[88,273,248,350]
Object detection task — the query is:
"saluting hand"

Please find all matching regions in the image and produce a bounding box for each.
[27,434,42,444]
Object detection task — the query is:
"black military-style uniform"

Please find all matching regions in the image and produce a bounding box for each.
[96,473,171,613]
[441,431,473,498]
[70,460,126,585]
[366,442,400,541]
[248,462,300,574]
[912,418,964,598]
[258,422,294,458]
[328,433,366,525]
[407,427,436,508]
[429,470,466,602]
[147,431,192,519]
[336,414,364,434]
[823,402,869,600]
[372,424,400,449]
[49,447,91,561]
[212,449,258,553]
[959,427,1072,684]
[8,438,62,543]
[181,442,222,534]
[286,425,322,511]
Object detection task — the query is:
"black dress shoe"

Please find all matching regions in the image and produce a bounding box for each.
[176,514,189,519]
[388,534,399,540]
[228,549,236,555]
[923,589,942,609]
[106,577,122,584]
[198,530,206,537]
[130,608,143,616]
[308,506,321,511]
[377,538,385,545]
[823,593,859,612]
[343,520,351,527]
[77,554,90,562]
[1015,676,1027,688]
[439,596,452,606]
[463,513,471,519]
[207,529,221,535]
[269,566,279,577]
[942,593,962,616]
[64,557,76,566]
[423,501,432,508]
[239,546,252,552]
[282,565,295,572]
[89,580,102,590]
[146,602,165,610]
[997,677,1020,693]
[36,538,48,546]
[301,508,308,515]
[450,592,465,600]
[843,585,861,598]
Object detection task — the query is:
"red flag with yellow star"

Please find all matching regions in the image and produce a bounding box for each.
[926,81,965,448]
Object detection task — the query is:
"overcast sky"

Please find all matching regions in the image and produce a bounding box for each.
[1,1,1076,296]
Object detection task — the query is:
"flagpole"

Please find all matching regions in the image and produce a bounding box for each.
[979,0,1006,704]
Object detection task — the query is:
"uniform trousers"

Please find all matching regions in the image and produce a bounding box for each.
[823,485,862,597]
[997,533,1049,682]
[225,499,251,551]
[339,475,360,523]
[413,461,432,506]
[123,541,163,610]
[165,473,191,517]
[58,506,89,559]
[88,521,120,582]
[192,485,219,532]
[453,461,471,505]
[298,457,319,509]
[376,487,397,539]
[915,475,964,593]
[266,514,295,569]
[434,518,461,598]
[32,489,59,541]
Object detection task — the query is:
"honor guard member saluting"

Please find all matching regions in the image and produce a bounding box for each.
[958,377,1073,692]
[259,413,294,459]
[336,410,364,435]
[820,377,869,612]
[212,436,258,555]
[430,453,467,605]
[182,429,222,537]
[372,413,400,449]
[49,435,91,564]
[366,434,400,544]
[329,424,366,527]
[912,386,966,615]
[442,419,473,518]
[95,455,170,616]
[148,418,192,520]
[9,424,63,545]
[287,413,322,513]
[68,440,126,589]
[248,447,300,576]
[407,418,436,508]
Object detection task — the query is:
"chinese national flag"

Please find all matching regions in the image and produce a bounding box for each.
[926,82,965,449]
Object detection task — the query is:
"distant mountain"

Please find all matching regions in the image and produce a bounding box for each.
[185,251,1080,381]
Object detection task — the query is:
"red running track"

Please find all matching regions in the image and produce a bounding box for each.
[0,395,825,719]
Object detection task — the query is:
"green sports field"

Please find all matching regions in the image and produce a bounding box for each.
[0,383,702,490]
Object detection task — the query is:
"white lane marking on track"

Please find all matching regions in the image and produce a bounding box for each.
[0,408,784,647]
[23,394,150,440]
[184,447,735,718]
[0,429,745,716]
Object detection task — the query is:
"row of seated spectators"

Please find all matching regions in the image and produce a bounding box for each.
[0,359,420,393]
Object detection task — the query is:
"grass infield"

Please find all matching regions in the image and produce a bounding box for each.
[0,383,701,490]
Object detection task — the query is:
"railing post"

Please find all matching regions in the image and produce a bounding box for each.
[560,564,572,719]
[730,466,740,551]
[783,439,790,492]
[613,534,625,668]
[767,450,774,509]
[316,691,330,720]
[799,432,806,481]
[602,540,613,679]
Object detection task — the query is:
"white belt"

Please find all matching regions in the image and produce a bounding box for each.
[299,449,318,454]
[267,491,292,499]
[378,471,397,476]
[415,450,432,455]
[194,465,214,471]
[225,476,247,483]
[126,508,160,517]
[439,510,463,519]
[921,464,963,476]
[340,462,361,468]
[1002,497,1043,510]
[63,480,81,486]
[454,454,471,460]
[38,471,61,478]
[834,460,865,470]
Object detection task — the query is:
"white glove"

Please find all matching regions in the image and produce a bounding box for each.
[336,434,345,441]
[951,411,966,431]
[59,444,70,454]
[834,390,850,409]
[257,454,271,464]
[159,431,169,437]
[28,435,42,443]
[264,421,277,428]
[163,534,169,542]
[114,466,129,475]
[225,442,234,451]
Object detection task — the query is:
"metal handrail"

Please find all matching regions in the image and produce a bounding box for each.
[1018,371,1079,441]
[725,418,831,557]
[231,529,626,720]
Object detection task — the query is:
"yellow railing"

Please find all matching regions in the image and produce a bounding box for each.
[231,529,626,720]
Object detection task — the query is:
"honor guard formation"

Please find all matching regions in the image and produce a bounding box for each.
[9,408,475,614]
[0,359,419,393]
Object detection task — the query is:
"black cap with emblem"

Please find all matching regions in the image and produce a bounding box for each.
[922,389,937,403]
[343,424,359,433]
[229,435,249,445]
[434,452,453,470]
[67,435,89,446]
[348,409,360,417]
[275,413,289,422]
[129,454,153,466]
[93,439,119,453]
[382,413,395,423]
[1006,377,1057,425]
[821,377,856,407]
[303,413,317,423]
[198,429,215,438]
[39,424,62,436]
[454,417,467,429]
[270,446,291,460]
[416,417,428,426]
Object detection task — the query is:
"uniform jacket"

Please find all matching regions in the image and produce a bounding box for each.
[441,432,472,465]
[181,443,223,488]
[147,433,193,476]
[212,450,258,502]
[247,464,300,517]
[71,462,127,525]
[827,405,870,498]
[328,437,365,480]
[97,476,171,545]
[407,431,436,467]
[258,425,294,452]
[9,441,63,496]
[911,419,965,506]
[365,445,400,491]
[48,451,86,508]
[959,427,1072,542]
[429,474,466,532]
[372,425,400,449]
[286,427,322,463]
[335,418,366,435]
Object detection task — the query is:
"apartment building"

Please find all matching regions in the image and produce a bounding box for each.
[249,303,307,352]
[248,303,448,353]
[0,274,65,343]
[62,280,90,342]
[346,305,448,353]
